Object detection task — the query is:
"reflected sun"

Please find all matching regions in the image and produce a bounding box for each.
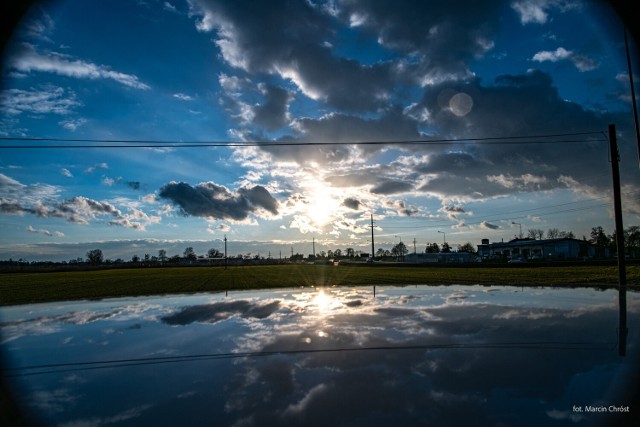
[312,289,334,311]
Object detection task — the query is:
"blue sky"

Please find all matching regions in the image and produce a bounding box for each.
[1,0,639,262]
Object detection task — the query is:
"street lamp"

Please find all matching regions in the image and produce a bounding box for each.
[438,230,445,245]
[512,222,522,238]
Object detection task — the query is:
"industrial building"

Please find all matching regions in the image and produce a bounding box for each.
[476,237,607,261]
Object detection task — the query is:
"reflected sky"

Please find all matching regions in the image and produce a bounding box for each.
[1,286,639,426]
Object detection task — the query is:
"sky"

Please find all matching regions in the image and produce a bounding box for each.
[0,0,639,262]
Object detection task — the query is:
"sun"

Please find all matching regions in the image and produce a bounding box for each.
[302,180,340,227]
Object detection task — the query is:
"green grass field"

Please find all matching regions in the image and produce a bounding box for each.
[1,264,638,306]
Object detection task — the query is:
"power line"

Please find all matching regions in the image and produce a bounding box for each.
[3,340,614,378]
[0,131,608,149]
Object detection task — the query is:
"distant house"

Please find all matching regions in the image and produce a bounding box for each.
[476,237,607,261]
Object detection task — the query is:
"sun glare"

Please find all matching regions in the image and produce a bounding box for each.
[303,181,340,227]
[313,289,333,311]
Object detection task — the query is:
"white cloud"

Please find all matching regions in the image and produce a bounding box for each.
[27,225,64,237]
[10,44,150,90]
[532,47,599,72]
[61,168,73,178]
[85,163,109,174]
[532,47,572,62]
[0,86,80,116]
[59,118,87,131]
[511,0,550,24]
[173,93,193,101]
[511,0,580,25]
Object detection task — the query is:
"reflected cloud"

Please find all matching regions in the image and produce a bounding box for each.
[161,300,281,325]
[1,286,638,426]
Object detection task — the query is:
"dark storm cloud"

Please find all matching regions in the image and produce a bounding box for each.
[421,70,611,138]
[253,84,291,131]
[407,69,639,209]
[480,221,500,230]
[370,180,413,195]
[257,109,421,165]
[158,181,279,220]
[189,0,394,112]
[342,197,361,210]
[294,109,419,143]
[336,0,503,82]
[186,1,639,214]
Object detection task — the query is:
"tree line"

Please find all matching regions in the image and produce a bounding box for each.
[3,224,638,269]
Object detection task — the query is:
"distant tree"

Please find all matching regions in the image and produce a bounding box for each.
[183,247,197,261]
[626,226,640,255]
[169,255,180,263]
[590,226,610,247]
[426,243,440,253]
[207,248,222,258]
[458,242,476,254]
[158,249,167,263]
[441,242,451,253]
[334,249,342,258]
[376,248,386,257]
[547,228,560,239]
[346,248,355,258]
[391,242,408,259]
[327,250,334,259]
[319,251,326,258]
[132,254,140,263]
[559,230,575,239]
[86,249,103,266]
[527,229,544,240]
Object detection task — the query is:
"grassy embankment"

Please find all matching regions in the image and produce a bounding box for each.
[1,264,639,306]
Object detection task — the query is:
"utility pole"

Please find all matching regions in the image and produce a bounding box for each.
[312,237,315,258]
[609,124,628,356]
[413,238,417,255]
[224,235,228,270]
[370,213,375,258]
[624,29,640,168]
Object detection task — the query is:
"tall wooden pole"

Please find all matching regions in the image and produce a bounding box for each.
[624,30,640,168]
[224,235,227,270]
[609,124,627,356]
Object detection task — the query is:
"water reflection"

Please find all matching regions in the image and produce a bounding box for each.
[1,286,638,426]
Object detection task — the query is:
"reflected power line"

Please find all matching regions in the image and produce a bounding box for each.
[3,340,616,378]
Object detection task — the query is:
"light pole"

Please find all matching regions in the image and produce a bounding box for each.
[438,230,445,245]
[512,222,522,239]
